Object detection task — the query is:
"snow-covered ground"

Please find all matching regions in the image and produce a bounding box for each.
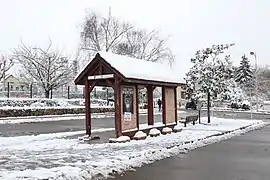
[0,117,267,180]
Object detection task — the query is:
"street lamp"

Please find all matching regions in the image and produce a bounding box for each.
[250,52,258,112]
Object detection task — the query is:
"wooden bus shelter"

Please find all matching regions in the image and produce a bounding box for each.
[74,52,185,138]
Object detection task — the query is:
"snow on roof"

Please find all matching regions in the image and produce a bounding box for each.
[98,51,185,84]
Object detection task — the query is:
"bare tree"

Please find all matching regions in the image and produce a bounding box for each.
[115,30,174,63]
[81,11,174,64]
[81,12,133,54]
[0,54,14,87]
[13,42,71,98]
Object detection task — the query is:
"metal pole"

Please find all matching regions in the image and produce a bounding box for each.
[30,83,33,98]
[7,82,9,98]
[67,86,70,99]
[207,91,211,123]
[250,87,253,119]
[255,53,259,112]
[2,55,5,92]
[250,52,259,112]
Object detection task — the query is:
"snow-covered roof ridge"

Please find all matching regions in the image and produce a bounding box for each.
[98,51,185,84]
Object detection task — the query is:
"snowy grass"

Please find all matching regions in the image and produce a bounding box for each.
[0,117,267,180]
[0,113,115,124]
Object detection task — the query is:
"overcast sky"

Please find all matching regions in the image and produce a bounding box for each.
[0,0,269,77]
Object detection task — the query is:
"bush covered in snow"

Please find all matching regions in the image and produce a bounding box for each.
[0,98,73,108]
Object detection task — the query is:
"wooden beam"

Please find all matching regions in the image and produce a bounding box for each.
[135,84,139,130]
[88,74,114,80]
[84,78,91,136]
[125,78,181,87]
[174,87,178,124]
[147,85,154,125]
[98,62,103,74]
[162,86,166,125]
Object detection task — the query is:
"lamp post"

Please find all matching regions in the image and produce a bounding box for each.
[250,52,258,112]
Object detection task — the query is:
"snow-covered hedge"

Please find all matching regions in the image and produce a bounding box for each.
[0,98,114,108]
[0,107,114,118]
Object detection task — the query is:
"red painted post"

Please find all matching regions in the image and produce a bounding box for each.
[147,85,154,125]
[84,78,91,136]
[174,87,178,124]
[114,79,122,137]
[162,86,166,125]
[135,85,139,130]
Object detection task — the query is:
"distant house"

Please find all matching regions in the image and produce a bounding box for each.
[0,74,30,97]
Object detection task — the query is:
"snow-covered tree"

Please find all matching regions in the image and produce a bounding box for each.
[257,65,270,99]
[235,55,253,87]
[185,44,235,100]
[222,79,245,102]
[13,42,72,98]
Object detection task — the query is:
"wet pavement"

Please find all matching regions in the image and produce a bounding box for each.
[112,125,270,180]
[1,110,270,137]
[0,114,163,137]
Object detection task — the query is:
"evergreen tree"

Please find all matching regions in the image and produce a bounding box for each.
[235,55,253,87]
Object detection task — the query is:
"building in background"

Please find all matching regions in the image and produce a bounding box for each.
[0,74,29,97]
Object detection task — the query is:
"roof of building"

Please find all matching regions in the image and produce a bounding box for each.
[75,51,185,86]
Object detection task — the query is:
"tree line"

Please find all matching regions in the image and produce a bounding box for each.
[0,10,174,98]
[185,44,270,101]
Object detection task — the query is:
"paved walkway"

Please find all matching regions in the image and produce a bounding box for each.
[112,125,270,180]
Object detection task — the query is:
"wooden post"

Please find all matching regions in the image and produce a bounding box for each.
[136,85,139,130]
[162,86,166,125]
[174,87,178,124]
[147,85,154,125]
[84,78,91,135]
[114,77,122,137]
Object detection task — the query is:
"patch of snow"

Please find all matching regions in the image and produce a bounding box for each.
[0,118,266,180]
[162,127,172,133]
[134,131,147,139]
[149,128,161,136]
[109,136,130,143]
[173,125,182,132]
[98,51,185,84]
[0,113,116,124]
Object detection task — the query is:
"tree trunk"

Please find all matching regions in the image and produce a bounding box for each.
[45,90,50,98]
[207,91,211,123]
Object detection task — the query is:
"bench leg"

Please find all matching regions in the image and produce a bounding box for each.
[193,120,195,125]
[184,122,187,127]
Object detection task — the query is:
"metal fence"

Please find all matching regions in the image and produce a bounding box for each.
[0,83,83,99]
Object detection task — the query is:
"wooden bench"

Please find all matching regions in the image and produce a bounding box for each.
[180,115,199,127]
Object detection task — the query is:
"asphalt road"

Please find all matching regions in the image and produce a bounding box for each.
[1,110,270,137]
[0,114,163,137]
[112,125,270,180]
